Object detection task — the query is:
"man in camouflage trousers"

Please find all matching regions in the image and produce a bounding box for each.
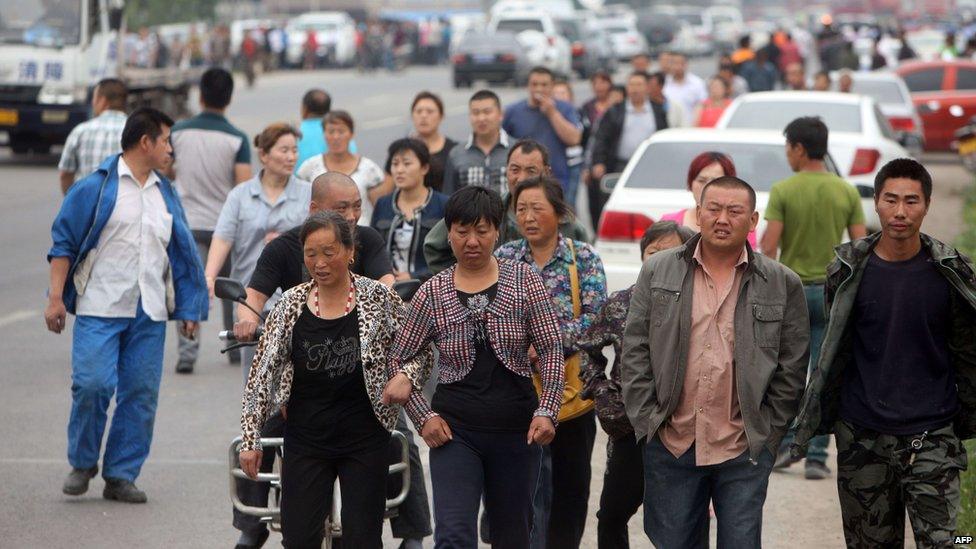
[791,158,976,548]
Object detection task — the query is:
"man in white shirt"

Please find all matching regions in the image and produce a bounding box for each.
[46,108,207,504]
[663,53,708,120]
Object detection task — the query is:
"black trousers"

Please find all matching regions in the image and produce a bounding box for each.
[587,178,610,233]
[596,432,644,549]
[430,426,542,549]
[279,443,388,549]
[545,410,597,549]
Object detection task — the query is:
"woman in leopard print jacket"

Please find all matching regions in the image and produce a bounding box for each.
[238,211,432,548]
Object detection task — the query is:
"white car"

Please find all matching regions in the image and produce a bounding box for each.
[599,19,648,61]
[830,71,926,155]
[703,5,744,50]
[284,11,357,68]
[488,9,572,76]
[594,128,877,292]
[715,91,911,192]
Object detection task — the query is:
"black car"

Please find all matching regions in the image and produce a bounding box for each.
[451,31,530,88]
[555,17,616,79]
[636,9,678,55]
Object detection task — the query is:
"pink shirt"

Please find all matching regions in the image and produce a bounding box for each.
[658,242,749,465]
[658,209,757,248]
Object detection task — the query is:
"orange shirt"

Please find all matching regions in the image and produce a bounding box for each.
[659,242,749,466]
[731,48,755,66]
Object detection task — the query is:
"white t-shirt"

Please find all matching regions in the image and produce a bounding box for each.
[296,154,385,226]
[664,73,708,123]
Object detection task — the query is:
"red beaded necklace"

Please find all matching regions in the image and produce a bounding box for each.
[313,278,355,318]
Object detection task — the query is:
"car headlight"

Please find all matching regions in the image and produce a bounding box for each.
[38,82,85,106]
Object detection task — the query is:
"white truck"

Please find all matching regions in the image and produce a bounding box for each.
[0,0,196,154]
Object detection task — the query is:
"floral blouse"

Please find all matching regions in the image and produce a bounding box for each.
[494,238,608,353]
[577,286,634,440]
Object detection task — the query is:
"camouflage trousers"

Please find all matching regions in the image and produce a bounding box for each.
[835,420,968,549]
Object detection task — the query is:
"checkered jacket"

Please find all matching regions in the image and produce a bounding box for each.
[389,259,565,430]
[58,110,126,181]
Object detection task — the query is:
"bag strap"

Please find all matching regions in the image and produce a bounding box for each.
[566,238,581,320]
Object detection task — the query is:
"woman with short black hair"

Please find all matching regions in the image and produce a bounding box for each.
[371,138,449,281]
[238,210,432,548]
[382,186,565,548]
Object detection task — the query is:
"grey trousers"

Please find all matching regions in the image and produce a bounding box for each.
[177,230,234,364]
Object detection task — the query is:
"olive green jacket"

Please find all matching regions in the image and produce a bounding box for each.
[792,233,976,456]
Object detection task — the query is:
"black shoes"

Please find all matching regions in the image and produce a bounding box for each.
[235,528,270,549]
[773,446,801,469]
[805,460,832,480]
[62,466,98,496]
[175,360,194,374]
[103,478,148,503]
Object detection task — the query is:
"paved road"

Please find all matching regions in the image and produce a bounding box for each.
[0,64,969,548]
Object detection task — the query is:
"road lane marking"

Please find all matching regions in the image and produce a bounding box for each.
[0,457,224,465]
[0,309,37,328]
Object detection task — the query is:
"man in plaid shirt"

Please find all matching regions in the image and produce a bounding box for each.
[58,79,128,194]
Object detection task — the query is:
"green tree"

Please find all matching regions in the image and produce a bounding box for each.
[125,0,219,28]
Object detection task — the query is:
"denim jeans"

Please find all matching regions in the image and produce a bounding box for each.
[642,437,774,549]
[778,284,830,464]
[68,301,165,482]
[564,163,582,214]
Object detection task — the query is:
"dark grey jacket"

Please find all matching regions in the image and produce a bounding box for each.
[621,234,811,461]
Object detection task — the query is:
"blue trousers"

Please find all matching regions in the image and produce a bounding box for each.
[564,164,582,214]
[68,302,165,482]
[643,437,774,549]
[778,284,830,463]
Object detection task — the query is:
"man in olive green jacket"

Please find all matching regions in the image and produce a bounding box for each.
[791,159,976,548]
[621,176,810,547]
[423,138,589,274]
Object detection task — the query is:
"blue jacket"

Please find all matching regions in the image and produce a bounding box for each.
[48,154,209,321]
[370,188,448,281]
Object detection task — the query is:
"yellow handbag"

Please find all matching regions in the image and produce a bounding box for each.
[533,239,595,423]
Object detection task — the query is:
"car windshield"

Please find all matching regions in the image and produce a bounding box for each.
[725,101,863,133]
[624,142,798,192]
[850,80,906,106]
[675,13,703,26]
[495,19,545,34]
[606,26,631,34]
[555,20,580,41]
[0,0,81,46]
[295,21,338,32]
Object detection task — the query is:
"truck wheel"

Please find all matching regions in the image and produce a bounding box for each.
[10,140,30,155]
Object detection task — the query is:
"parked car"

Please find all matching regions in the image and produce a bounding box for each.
[895,60,976,151]
[555,16,616,78]
[831,71,925,154]
[488,9,572,77]
[635,8,678,55]
[672,6,716,56]
[704,5,744,51]
[715,91,911,191]
[452,31,530,87]
[594,128,874,291]
[284,11,356,67]
[599,18,649,62]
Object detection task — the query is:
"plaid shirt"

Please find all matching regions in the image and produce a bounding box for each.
[441,131,510,196]
[58,110,127,181]
[389,258,565,430]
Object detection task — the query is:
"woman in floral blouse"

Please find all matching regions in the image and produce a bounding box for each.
[577,221,694,549]
[382,186,565,548]
[494,176,608,549]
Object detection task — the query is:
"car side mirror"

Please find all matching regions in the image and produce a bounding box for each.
[855,184,875,199]
[214,277,247,303]
[600,173,622,194]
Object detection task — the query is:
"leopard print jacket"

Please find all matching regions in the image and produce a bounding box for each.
[239,274,432,452]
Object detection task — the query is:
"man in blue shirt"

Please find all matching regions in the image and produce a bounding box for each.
[295,88,358,172]
[502,66,582,201]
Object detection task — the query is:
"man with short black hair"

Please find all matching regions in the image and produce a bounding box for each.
[58,78,128,194]
[763,116,867,480]
[503,67,583,206]
[591,71,668,182]
[792,158,976,547]
[47,107,207,503]
[296,88,332,169]
[648,71,685,129]
[443,89,510,196]
[169,66,252,373]
[622,176,810,548]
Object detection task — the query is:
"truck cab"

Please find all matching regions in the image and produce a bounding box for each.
[0,0,192,155]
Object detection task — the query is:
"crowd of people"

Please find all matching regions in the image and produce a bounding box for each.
[42,32,976,549]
